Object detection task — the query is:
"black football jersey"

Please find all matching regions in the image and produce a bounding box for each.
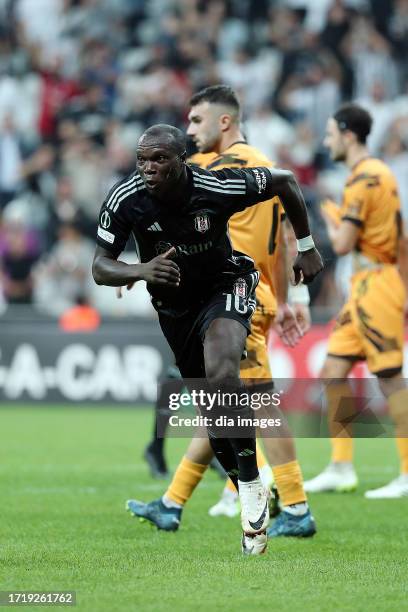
[96,165,277,316]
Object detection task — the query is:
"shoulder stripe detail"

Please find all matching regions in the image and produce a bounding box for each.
[193,175,246,187]
[192,170,245,186]
[107,176,144,211]
[193,180,246,195]
[113,185,143,212]
[106,176,136,209]
[193,177,246,190]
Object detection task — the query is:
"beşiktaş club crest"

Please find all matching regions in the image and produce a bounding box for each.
[233,278,247,298]
[194,212,210,233]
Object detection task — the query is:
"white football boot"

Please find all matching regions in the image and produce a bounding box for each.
[208,489,240,518]
[304,463,358,493]
[239,477,269,555]
[365,474,408,499]
[209,465,274,518]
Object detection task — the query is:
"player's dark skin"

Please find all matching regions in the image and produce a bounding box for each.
[93,129,323,386]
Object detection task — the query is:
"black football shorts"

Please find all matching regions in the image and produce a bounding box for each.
[158,272,258,379]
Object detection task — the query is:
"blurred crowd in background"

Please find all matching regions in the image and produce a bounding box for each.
[0,0,407,318]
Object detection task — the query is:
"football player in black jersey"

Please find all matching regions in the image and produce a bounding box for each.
[92,124,323,555]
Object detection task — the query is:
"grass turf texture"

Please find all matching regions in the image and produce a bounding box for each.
[1,407,407,612]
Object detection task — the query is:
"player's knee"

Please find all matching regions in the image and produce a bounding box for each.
[320,357,351,380]
[376,369,403,398]
[206,356,239,387]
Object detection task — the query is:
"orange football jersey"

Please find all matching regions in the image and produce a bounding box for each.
[340,157,402,269]
[189,143,284,314]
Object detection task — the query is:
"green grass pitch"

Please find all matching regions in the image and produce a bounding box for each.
[1,406,407,611]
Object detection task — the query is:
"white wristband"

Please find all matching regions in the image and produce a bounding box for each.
[296,235,315,252]
[288,283,310,305]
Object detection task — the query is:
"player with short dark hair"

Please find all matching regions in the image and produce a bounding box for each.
[93,123,323,554]
[130,85,317,539]
[333,104,373,145]
[304,104,408,498]
[189,84,240,117]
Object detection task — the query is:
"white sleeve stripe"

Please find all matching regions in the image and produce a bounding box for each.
[193,181,246,195]
[248,271,259,295]
[194,181,246,195]
[193,173,245,187]
[107,176,144,210]
[112,185,143,212]
[192,170,245,186]
[194,175,246,186]
[106,176,136,209]
[193,177,246,190]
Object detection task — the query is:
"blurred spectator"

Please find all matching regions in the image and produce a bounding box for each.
[277,121,317,189]
[218,46,279,113]
[60,132,110,221]
[0,209,41,304]
[15,0,65,60]
[245,102,295,162]
[36,56,80,140]
[388,0,408,78]
[0,58,41,148]
[345,14,399,100]
[60,83,109,145]
[358,81,396,154]
[0,0,406,316]
[59,295,101,332]
[0,113,23,208]
[383,120,408,220]
[47,174,95,247]
[34,222,94,315]
[278,54,341,140]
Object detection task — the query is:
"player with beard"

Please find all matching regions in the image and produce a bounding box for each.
[304,104,408,498]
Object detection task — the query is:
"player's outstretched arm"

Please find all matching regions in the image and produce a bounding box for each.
[92,246,180,287]
[265,168,310,238]
[265,168,324,284]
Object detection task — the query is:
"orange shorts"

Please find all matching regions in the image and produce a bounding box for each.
[327,266,405,375]
[240,308,274,381]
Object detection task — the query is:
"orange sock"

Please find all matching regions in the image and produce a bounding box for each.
[165,456,208,506]
[326,381,354,463]
[396,438,408,474]
[224,441,270,493]
[331,438,354,463]
[225,478,237,493]
[272,460,307,506]
[256,440,268,468]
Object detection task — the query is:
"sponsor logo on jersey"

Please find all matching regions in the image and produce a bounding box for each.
[155,240,213,257]
[233,278,247,298]
[100,210,111,229]
[252,168,267,194]
[194,213,210,233]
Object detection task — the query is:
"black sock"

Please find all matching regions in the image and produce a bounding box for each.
[229,437,258,482]
[150,366,184,452]
[207,433,239,489]
[218,381,258,483]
